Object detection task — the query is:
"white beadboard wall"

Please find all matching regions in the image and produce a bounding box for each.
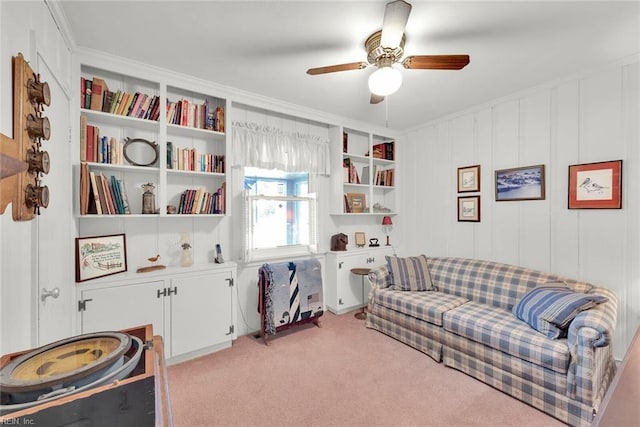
[398,56,640,359]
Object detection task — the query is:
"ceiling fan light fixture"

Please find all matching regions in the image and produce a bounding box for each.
[368,66,402,96]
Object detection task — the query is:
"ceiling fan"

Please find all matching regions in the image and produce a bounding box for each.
[306,0,470,104]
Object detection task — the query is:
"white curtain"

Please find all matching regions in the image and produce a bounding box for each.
[231,121,330,175]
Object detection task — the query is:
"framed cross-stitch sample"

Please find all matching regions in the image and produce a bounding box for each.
[75,233,127,282]
[568,160,622,209]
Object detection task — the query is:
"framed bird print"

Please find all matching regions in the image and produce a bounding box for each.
[568,160,622,209]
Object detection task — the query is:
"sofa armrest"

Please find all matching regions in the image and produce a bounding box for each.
[566,286,618,405]
[568,286,617,348]
[368,264,392,289]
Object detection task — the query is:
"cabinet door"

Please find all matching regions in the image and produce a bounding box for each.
[169,271,233,357]
[80,281,165,337]
[335,254,369,311]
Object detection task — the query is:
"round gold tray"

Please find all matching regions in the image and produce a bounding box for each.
[0,331,131,393]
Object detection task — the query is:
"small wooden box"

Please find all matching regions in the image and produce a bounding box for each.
[0,325,171,426]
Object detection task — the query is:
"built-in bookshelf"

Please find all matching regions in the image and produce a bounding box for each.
[76,65,228,217]
[330,126,397,216]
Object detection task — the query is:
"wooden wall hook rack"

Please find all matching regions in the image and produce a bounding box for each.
[0,53,52,221]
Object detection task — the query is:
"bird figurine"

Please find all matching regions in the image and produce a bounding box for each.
[137,254,166,273]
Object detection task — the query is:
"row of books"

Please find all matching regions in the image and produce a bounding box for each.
[362,166,395,187]
[81,76,160,121]
[80,117,128,164]
[372,142,395,161]
[175,183,226,215]
[342,158,360,184]
[79,162,131,215]
[166,142,225,173]
[166,98,225,132]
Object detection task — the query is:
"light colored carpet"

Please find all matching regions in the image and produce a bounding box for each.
[167,311,564,427]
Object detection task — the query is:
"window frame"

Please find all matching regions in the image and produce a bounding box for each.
[243,168,317,262]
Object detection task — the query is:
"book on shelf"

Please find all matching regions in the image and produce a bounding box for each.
[118,179,131,214]
[175,182,226,215]
[375,168,394,186]
[90,77,109,111]
[80,77,158,121]
[81,167,132,216]
[80,77,86,108]
[102,90,115,113]
[372,141,395,161]
[83,79,92,109]
[166,98,224,131]
[342,158,360,184]
[168,144,225,173]
[88,171,103,215]
[80,115,88,162]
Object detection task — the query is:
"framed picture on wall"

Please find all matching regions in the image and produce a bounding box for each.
[458,196,480,222]
[75,233,128,282]
[568,160,622,209]
[457,164,480,193]
[495,164,545,201]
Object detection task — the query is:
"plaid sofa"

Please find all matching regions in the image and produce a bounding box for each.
[365,257,617,427]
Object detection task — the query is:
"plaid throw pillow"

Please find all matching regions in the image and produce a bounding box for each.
[385,255,435,291]
[512,285,608,339]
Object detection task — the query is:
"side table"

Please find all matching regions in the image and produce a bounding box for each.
[350,267,371,320]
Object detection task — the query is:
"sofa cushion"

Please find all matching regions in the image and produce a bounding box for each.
[512,285,609,339]
[425,257,594,311]
[385,255,435,291]
[372,288,468,326]
[443,301,570,373]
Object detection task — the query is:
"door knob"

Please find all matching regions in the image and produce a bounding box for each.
[41,287,60,302]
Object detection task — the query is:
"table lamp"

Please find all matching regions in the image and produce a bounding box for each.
[382,216,393,246]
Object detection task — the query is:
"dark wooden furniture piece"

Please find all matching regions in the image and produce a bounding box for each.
[592,326,640,426]
[0,324,172,426]
[351,267,371,320]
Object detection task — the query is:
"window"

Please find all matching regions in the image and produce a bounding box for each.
[244,167,317,260]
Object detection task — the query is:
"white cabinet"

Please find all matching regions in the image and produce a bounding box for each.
[168,271,233,357]
[78,264,236,362]
[326,246,395,314]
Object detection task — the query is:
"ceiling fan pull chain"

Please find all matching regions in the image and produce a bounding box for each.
[385,96,389,128]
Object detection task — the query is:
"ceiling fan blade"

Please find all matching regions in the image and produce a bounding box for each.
[402,55,470,70]
[380,0,412,48]
[370,94,385,104]
[306,62,368,75]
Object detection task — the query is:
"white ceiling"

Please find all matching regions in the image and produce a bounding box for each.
[55,1,640,130]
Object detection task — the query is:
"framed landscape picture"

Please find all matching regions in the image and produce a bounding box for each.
[458,195,480,222]
[75,233,127,282]
[568,160,622,209]
[495,164,545,201]
[457,164,480,193]
[345,192,367,213]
